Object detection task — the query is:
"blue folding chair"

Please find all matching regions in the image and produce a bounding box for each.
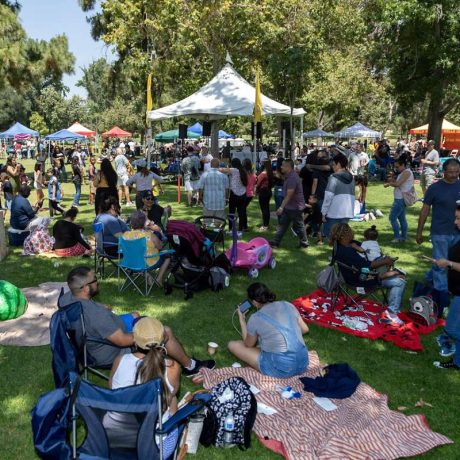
[67,372,211,460]
[93,221,120,279]
[117,236,174,296]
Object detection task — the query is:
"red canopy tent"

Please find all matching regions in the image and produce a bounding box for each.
[102,126,132,138]
[409,119,460,151]
[67,122,96,137]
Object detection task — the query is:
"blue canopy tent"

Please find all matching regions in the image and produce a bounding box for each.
[44,129,86,141]
[335,122,381,139]
[218,130,235,139]
[188,122,234,139]
[0,122,39,139]
[303,128,335,138]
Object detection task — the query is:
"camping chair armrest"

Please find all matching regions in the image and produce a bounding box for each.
[157,393,211,435]
[144,249,175,259]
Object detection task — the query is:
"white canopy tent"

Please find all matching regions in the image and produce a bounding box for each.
[147,63,305,121]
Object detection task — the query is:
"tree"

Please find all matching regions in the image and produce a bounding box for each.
[371,0,460,147]
[29,112,48,135]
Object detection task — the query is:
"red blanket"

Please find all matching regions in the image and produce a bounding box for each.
[292,289,443,351]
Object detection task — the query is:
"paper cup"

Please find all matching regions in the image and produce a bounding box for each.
[207,341,218,355]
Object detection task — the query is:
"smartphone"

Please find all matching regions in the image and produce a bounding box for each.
[239,300,252,314]
[422,255,435,263]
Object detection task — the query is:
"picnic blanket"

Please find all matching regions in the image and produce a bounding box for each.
[292,289,442,351]
[0,282,67,346]
[201,352,452,460]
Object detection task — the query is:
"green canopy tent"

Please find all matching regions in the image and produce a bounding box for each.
[154,129,200,143]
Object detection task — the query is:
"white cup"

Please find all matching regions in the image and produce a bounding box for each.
[207,341,218,355]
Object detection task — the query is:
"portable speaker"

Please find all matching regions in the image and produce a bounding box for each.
[202,121,212,136]
[178,124,188,139]
[281,121,291,138]
[250,122,262,140]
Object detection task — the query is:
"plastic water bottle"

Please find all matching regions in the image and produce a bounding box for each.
[223,412,235,447]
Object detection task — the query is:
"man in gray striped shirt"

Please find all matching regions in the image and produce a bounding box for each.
[197,158,229,220]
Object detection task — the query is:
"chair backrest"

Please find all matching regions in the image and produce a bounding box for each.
[92,221,105,255]
[70,372,162,460]
[118,236,149,271]
[50,300,85,388]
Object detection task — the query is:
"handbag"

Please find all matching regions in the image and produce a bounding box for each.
[402,186,418,206]
[316,245,342,292]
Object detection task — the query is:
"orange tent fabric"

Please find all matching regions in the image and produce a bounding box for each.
[67,122,96,137]
[102,126,132,137]
[409,119,460,135]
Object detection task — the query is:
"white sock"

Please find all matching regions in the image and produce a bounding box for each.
[185,359,196,371]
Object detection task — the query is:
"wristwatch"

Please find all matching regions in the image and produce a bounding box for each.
[449,261,454,269]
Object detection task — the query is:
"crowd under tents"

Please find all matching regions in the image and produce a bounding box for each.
[0,122,39,139]
[335,122,381,139]
[410,119,460,151]
[102,126,132,138]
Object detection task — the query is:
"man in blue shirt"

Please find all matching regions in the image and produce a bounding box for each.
[417,158,460,317]
[10,185,41,230]
[197,158,229,220]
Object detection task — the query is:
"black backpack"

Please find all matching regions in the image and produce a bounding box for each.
[200,377,257,449]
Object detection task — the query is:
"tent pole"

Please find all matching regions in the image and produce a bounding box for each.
[283,129,286,154]
[147,121,152,166]
[300,116,304,150]
[253,122,257,167]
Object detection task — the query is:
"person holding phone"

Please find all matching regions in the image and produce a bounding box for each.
[228,283,309,378]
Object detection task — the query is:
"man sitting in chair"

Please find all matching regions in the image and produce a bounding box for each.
[329,223,407,327]
[59,266,215,375]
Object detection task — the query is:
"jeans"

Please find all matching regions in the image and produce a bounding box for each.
[445,296,460,366]
[431,234,460,293]
[389,198,407,240]
[323,217,349,239]
[73,182,81,206]
[274,185,284,223]
[228,191,246,231]
[381,276,406,314]
[272,209,308,245]
[258,189,272,227]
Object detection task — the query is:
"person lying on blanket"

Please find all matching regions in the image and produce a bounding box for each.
[329,223,407,327]
[228,282,309,378]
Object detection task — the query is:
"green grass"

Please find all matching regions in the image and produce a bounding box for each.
[0,161,459,459]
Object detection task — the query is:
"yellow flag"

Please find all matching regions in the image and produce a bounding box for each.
[254,68,262,123]
[146,73,153,123]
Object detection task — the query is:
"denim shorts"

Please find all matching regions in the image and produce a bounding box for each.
[258,347,308,378]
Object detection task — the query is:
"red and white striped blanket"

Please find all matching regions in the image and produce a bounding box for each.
[201,352,452,460]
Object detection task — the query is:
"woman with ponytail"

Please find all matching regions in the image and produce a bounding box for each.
[104,317,180,452]
[228,282,309,378]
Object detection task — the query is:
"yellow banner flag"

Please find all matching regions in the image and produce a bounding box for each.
[254,68,262,123]
[146,73,153,123]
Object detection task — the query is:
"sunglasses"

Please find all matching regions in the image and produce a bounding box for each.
[80,277,98,289]
[143,196,154,201]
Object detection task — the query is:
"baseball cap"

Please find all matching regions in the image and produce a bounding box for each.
[133,317,165,349]
[137,159,147,168]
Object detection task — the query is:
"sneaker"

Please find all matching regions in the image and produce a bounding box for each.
[380,310,404,326]
[433,360,460,370]
[369,212,376,220]
[440,343,456,357]
[363,213,370,222]
[259,226,268,231]
[390,238,402,243]
[269,240,280,248]
[182,358,216,378]
[126,201,135,207]
[298,240,309,248]
[436,333,450,347]
[375,209,384,218]
[237,231,243,238]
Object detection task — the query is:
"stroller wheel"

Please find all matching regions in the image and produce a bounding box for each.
[248,268,259,279]
[268,256,276,269]
[164,283,172,295]
[184,290,193,300]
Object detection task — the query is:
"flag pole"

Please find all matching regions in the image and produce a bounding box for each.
[146,74,153,167]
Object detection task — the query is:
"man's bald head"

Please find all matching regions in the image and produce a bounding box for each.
[211,158,220,168]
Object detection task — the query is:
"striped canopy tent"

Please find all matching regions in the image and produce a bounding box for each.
[67,122,96,137]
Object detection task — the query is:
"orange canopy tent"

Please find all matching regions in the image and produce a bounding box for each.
[67,122,96,137]
[409,119,460,151]
[102,126,132,138]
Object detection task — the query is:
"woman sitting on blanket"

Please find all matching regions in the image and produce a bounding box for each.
[228,283,309,378]
[53,207,92,257]
[104,316,180,455]
[22,216,54,256]
[123,210,170,286]
[329,223,406,327]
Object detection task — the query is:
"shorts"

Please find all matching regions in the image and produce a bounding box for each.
[420,172,436,190]
[117,175,129,187]
[258,347,308,378]
[184,180,199,192]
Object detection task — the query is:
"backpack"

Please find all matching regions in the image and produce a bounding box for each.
[408,296,438,326]
[200,377,257,449]
[190,157,201,181]
[209,267,230,291]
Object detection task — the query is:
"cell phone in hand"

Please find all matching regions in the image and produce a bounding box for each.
[239,300,252,314]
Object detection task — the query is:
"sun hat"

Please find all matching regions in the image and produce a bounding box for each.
[133,317,165,349]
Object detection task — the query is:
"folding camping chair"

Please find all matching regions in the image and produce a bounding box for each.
[50,299,124,385]
[117,236,175,296]
[93,221,119,279]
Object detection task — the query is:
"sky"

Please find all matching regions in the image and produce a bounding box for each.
[19,0,114,98]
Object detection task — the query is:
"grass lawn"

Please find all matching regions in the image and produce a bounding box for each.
[0,161,459,459]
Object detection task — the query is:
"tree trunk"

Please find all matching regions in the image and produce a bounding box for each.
[0,210,8,261]
[427,92,444,150]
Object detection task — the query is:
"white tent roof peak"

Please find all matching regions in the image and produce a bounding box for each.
[225,52,234,65]
[147,63,305,121]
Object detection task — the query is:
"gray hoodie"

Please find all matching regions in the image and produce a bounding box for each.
[321,171,355,219]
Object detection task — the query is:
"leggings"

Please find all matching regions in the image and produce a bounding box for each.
[258,189,272,227]
[228,191,247,231]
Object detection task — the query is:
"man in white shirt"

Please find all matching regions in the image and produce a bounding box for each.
[420,140,440,195]
[200,146,213,172]
[114,147,134,206]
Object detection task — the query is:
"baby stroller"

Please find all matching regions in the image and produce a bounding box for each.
[164,220,230,299]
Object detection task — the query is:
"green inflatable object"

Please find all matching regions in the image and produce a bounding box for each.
[0,280,28,321]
